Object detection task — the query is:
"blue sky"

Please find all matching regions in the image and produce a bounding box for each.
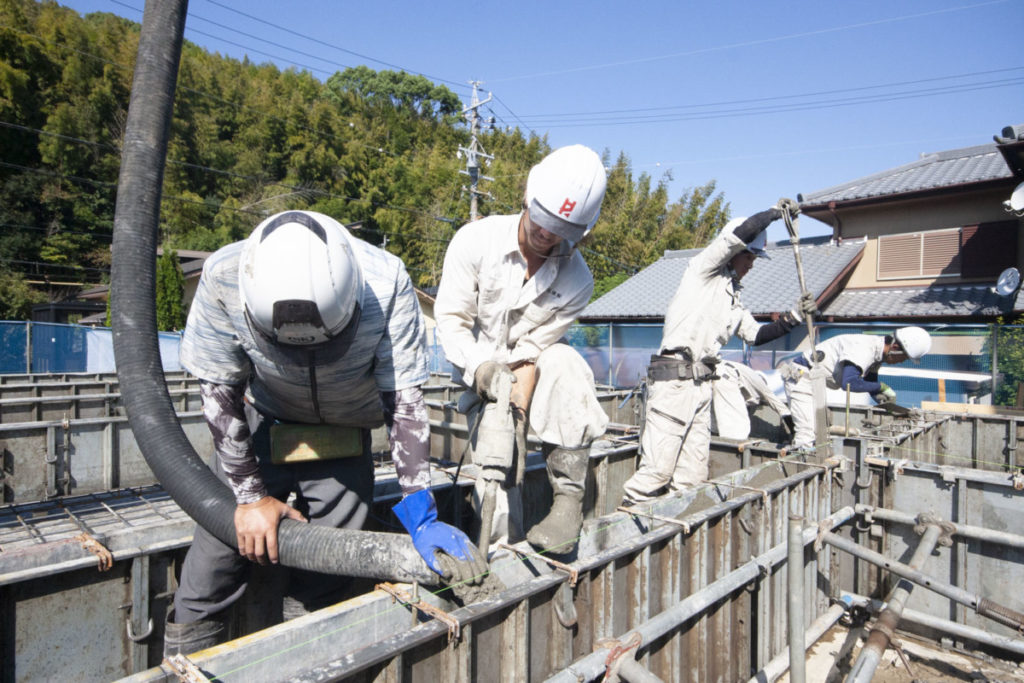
[58,0,1024,241]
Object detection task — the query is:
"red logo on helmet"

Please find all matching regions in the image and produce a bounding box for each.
[559,198,576,218]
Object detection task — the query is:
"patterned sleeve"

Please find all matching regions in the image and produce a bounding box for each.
[374,264,430,392]
[199,380,266,504]
[381,387,431,494]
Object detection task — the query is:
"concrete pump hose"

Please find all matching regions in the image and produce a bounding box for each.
[110,0,437,587]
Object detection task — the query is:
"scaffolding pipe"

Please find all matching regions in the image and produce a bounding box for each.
[847,522,943,683]
[855,504,1024,549]
[617,658,664,683]
[546,507,855,683]
[788,515,806,683]
[842,592,1024,658]
[819,530,1024,632]
[749,602,848,683]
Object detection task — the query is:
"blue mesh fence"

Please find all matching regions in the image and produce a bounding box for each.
[0,322,183,374]
[4,320,1022,409]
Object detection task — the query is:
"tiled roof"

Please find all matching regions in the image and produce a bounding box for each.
[800,143,1014,206]
[581,236,865,320]
[823,284,1024,319]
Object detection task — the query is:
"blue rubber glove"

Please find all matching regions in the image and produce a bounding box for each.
[393,489,487,584]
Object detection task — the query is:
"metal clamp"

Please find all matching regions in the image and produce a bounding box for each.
[75,531,113,571]
[377,582,461,642]
[597,631,643,683]
[163,653,211,682]
[701,479,769,507]
[126,615,154,642]
[617,505,692,534]
[498,542,579,587]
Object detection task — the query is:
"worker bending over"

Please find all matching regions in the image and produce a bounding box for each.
[779,327,931,450]
[168,211,485,655]
[621,201,816,504]
[711,359,792,440]
[435,145,610,555]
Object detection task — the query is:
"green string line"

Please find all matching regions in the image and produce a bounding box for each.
[209,436,1018,678]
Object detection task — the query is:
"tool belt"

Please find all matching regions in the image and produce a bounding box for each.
[647,354,719,383]
[269,423,364,464]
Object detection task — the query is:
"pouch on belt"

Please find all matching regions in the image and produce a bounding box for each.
[270,424,364,464]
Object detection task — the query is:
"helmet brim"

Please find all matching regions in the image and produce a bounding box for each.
[528,199,588,243]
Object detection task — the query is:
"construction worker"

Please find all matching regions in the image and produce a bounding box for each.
[434,144,610,555]
[779,327,932,450]
[167,210,486,655]
[711,359,792,440]
[621,202,816,504]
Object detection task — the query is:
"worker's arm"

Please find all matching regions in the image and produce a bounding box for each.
[731,208,783,244]
[434,227,489,382]
[198,380,306,565]
[836,362,882,394]
[384,386,488,584]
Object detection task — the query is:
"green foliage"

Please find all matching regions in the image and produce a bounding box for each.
[993,318,1024,406]
[591,272,630,302]
[0,0,726,309]
[155,249,185,331]
[0,266,45,319]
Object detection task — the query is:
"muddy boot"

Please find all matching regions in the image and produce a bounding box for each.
[526,444,589,554]
[163,612,225,658]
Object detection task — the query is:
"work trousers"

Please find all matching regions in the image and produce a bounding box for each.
[781,361,815,450]
[173,407,374,623]
[463,343,608,547]
[622,376,713,502]
[711,375,752,440]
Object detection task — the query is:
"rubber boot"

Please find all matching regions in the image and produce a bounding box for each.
[526,444,589,554]
[163,612,225,658]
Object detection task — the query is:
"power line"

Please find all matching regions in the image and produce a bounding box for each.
[202,0,468,91]
[532,77,1024,128]
[490,0,1012,83]
[516,66,1024,120]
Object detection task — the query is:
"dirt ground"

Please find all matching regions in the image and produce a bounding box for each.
[778,624,1024,682]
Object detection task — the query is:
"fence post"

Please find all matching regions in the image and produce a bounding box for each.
[991,323,999,403]
[25,320,32,374]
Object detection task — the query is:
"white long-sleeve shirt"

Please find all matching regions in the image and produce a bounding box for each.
[660,231,761,360]
[434,213,593,384]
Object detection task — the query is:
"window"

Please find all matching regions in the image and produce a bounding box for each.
[877,228,961,280]
[960,220,1018,278]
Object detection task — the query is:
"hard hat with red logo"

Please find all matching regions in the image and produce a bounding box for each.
[525,144,607,243]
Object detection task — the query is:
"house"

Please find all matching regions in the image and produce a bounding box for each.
[798,123,1024,322]
[578,124,1024,401]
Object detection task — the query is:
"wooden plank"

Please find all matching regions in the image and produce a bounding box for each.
[920,401,1024,416]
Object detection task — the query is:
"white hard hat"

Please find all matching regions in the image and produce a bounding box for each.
[525,144,607,243]
[239,210,363,346]
[722,217,770,258]
[894,326,931,361]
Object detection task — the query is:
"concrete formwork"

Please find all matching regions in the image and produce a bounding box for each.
[2,375,1023,682]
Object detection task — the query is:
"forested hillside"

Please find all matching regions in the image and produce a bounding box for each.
[0,0,731,320]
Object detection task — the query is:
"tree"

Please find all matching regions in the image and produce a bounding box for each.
[993,317,1024,407]
[0,266,45,320]
[155,249,185,331]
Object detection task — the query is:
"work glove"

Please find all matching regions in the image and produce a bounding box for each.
[474,361,515,402]
[872,383,897,404]
[775,197,801,217]
[797,291,818,318]
[393,488,488,585]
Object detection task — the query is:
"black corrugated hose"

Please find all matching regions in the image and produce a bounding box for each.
[109,0,436,585]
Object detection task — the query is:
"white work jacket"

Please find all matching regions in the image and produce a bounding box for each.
[800,334,885,390]
[660,231,761,361]
[435,213,593,385]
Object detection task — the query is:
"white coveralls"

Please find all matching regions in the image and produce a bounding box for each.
[712,359,790,440]
[781,334,886,450]
[622,231,762,502]
[435,213,608,543]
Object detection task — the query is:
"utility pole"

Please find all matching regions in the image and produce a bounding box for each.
[459,81,494,221]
